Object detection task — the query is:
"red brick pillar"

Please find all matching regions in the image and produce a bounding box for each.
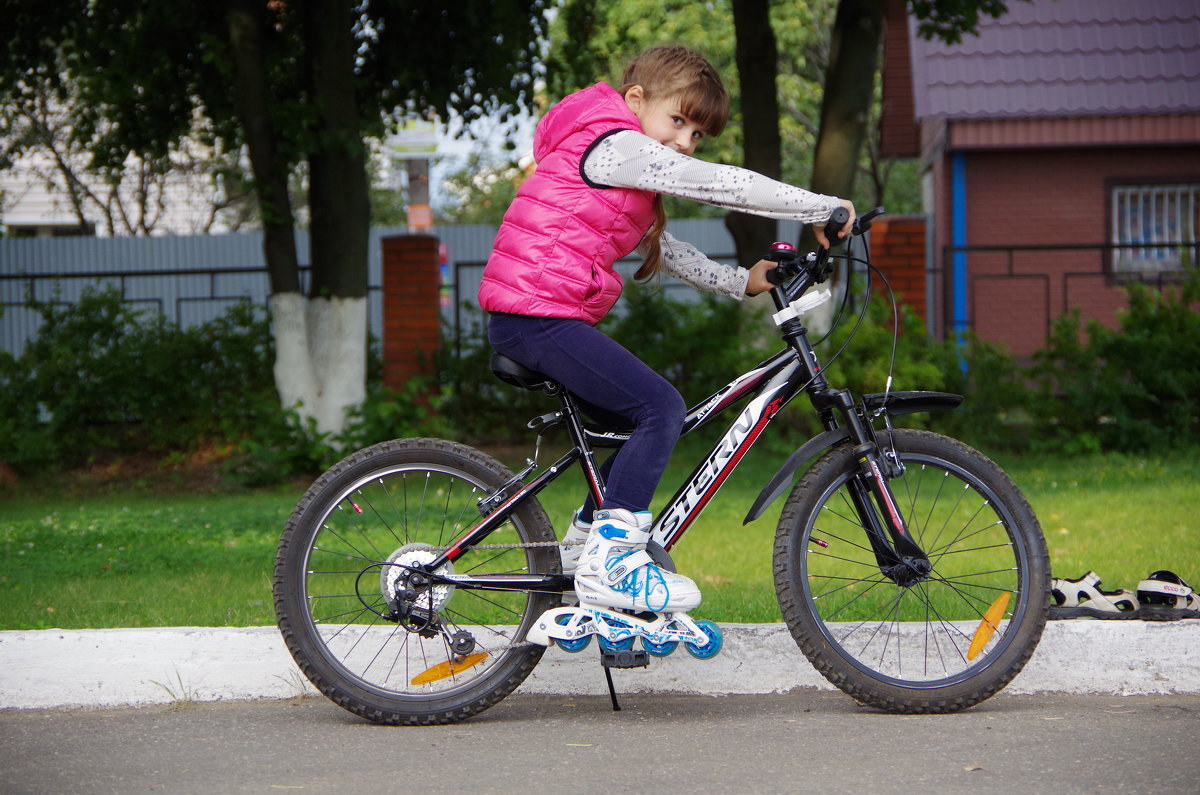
[868,216,927,324]
[381,235,440,390]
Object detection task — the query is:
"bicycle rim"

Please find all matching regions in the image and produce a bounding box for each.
[277,442,557,720]
[777,430,1048,709]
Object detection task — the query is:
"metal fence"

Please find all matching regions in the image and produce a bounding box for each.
[0,218,764,358]
[936,240,1198,351]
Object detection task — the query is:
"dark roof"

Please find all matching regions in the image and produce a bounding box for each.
[909,0,1200,119]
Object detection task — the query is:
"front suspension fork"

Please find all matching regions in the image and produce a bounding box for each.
[815,389,930,585]
[846,446,931,585]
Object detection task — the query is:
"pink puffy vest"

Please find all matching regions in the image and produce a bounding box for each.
[478,83,656,325]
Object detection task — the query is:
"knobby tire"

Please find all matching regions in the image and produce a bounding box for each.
[773,429,1050,713]
[274,438,560,725]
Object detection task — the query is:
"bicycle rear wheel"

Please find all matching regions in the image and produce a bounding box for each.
[773,429,1049,713]
[274,438,560,725]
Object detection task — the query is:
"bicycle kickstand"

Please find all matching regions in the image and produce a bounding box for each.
[599,645,649,712]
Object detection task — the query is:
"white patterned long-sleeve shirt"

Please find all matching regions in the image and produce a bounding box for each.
[583,130,838,299]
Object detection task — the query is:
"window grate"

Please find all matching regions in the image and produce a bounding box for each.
[1111,183,1199,273]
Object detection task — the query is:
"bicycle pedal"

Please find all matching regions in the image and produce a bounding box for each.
[600,648,649,669]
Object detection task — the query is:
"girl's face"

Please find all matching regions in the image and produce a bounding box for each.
[624,86,705,156]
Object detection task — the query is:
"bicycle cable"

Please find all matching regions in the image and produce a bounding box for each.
[801,230,903,432]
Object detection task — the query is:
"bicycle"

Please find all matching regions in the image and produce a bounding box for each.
[273,207,1051,725]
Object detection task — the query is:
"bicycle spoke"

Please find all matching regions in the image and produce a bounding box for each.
[781,431,1046,707]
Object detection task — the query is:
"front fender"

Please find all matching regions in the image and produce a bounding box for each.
[743,391,963,525]
[743,428,850,525]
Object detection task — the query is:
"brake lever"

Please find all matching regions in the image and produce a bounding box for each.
[853,206,886,236]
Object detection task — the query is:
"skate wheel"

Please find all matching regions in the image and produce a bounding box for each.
[684,619,722,660]
[641,636,677,657]
[598,635,635,652]
[554,614,592,653]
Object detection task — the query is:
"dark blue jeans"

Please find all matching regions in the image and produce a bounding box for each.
[488,313,686,516]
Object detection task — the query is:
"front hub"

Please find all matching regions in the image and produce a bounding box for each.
[884,556,932,587]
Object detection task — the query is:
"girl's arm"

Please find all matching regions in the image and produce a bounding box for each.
[584,130,837,223]
[641,232,777,300]
[646,230,748,299]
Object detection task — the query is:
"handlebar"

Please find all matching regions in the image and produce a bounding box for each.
[825,206,851,243]
[765,206,885,288]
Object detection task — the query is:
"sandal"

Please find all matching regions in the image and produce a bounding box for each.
[1049,571,1140,619]
[1136,570,1200,621]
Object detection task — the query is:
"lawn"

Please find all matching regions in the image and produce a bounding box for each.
[1,441,1197,630]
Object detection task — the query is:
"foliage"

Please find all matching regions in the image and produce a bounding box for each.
[0,288,276,471]
[1029,273,1200,453]
[909,0,1030,43]
[4,258,1191,486]
[438,152,525,226]
[606,282,774,402]
[0,288,444,482]
[434,305,555,443]
[932,332,1034,450]
[0,0,551,437]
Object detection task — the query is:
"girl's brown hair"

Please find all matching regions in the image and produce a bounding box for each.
[618,46,729,280]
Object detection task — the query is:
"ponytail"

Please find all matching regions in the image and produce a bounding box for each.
[635,196,668,281]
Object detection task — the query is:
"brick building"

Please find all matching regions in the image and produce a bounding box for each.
[881,0,1200,355]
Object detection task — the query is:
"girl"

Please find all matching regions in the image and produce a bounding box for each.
[479,45,855,616]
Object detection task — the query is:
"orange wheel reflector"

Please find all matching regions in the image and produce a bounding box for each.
[967,592,1011,661]
[411,652,489,685]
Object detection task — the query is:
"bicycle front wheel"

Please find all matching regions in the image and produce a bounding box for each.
[773,429,1049,713]
[274,438,560,725]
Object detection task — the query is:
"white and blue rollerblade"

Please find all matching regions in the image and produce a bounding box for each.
[575,508,701,612]
[531,508,722,661]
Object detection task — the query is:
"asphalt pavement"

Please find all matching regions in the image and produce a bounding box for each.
[2,691,1198,794]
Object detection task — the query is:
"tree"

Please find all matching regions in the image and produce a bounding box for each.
[0,71,253,236]
[0,0,547,434]
[804,0,1029,249]
[545,0,1024,265]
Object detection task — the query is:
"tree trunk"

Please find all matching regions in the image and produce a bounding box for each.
[226,0,300,296]
[804,0,887,251]
[228,0,328,433]
[804,0,887,331]
[726,0,782,271]
[296,0,371,435]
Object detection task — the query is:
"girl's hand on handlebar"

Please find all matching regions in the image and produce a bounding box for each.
[745,259,778,296]
[813,199,857,248]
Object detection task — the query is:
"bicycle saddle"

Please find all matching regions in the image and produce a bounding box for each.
[489,353,560,392]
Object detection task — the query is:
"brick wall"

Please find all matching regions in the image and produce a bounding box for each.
[868,215,927,324]
[381,235,440,390]
[935,144,1200,356]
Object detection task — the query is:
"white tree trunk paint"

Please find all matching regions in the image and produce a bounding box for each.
[269,291,367,437]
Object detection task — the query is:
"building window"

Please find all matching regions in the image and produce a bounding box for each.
[1111,183,1199,274]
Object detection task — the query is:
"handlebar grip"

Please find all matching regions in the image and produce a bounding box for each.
[824,206,850,245]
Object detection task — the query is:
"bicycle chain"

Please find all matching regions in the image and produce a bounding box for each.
[422,539,585,552]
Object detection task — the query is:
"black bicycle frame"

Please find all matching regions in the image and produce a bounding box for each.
[420,246,927,594]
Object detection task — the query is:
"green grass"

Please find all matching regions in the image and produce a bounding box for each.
[1,443,1197,630]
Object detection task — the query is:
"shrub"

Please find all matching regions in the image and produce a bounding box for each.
[0,287,276,473]
[606,283,772,403]
[1031,272,1200,452]
[433,304,553,444]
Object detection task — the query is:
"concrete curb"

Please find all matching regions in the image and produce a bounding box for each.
[2,621,1198,710]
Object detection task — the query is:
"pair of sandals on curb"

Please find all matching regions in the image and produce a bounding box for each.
[1049,570,1200,621]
